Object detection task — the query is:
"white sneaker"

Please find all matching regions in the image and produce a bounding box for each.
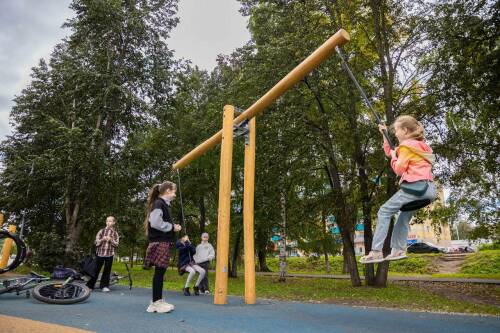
[102,287,110,292]
[385,249,407,261]
[146,299,175,313]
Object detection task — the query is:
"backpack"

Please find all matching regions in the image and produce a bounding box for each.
[80,255,98,278]
[51,266,78,279]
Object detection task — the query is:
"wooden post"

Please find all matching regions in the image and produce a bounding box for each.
[214,105,235,305]
[243,117,256,304]
[0,221,16,270]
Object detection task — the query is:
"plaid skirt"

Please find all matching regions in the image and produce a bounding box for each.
[144,241,173,269]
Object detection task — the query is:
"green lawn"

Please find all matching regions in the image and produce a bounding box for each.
[253,254,440,275]
[110,262,499,316]
[460,250,500,275]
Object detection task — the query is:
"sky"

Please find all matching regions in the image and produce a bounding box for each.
[0,0,250,141]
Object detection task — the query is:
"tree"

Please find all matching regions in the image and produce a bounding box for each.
[0,0,180,262]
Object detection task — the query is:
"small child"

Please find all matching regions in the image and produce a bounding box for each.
[86,216,119,292]
[176,235,206,296]
[193,233,215,294]
[360,115,437,264]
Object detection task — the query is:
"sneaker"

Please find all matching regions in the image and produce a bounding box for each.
[385,249,407,261]
[146,299,174,313]
[204,290,211,295]
[193,286,200,296]
[359,251,384,264]
[102,287,110,292]
[183,287,191,296]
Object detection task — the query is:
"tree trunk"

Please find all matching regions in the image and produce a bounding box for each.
[374,220,394,287]
[229,228,242,278]
[303,77,361,286]
[257,249,271,272]
[370,0,398,288]
[130,248,134,268]
[341,227,362,286]
[342,248,350,274]
[278,191,287,282]
[322,211,331,273]
[198,197,206,234]
[64,200,80,255]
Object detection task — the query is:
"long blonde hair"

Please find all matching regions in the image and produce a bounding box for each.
[393,115,425,141]
[144,181,176,233]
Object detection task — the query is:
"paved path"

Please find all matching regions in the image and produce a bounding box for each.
[0,286,499,333]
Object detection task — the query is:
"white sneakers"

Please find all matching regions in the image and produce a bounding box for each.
[146,299,175,313]
[359,249,408,263]
[102,287,110,292]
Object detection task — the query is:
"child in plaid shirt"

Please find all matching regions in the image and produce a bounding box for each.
[86,216,119,292]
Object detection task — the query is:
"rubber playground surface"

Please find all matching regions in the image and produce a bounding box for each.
[0,285,499,333]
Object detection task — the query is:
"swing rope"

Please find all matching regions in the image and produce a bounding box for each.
[335,46,395,150]
[175,169,187,234]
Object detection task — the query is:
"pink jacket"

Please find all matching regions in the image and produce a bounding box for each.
[383,139,434,183]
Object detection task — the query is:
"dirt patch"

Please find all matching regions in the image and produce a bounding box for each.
[434,254,469,274]
[0,314,94,333]
[393,280,500,307]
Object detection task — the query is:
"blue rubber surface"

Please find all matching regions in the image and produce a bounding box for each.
[0,285,498,333]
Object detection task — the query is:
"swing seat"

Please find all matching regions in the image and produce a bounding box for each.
[400,199,431,212]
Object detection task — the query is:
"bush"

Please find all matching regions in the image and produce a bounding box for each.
[29,232,66,272]
[460,250,500,274]
[478,242,500,251]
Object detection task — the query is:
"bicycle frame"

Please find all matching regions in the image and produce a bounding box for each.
[0,273,50,295]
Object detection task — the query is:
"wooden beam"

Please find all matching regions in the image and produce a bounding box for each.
[173,29,350,170]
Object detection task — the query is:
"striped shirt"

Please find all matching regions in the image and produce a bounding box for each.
[95,227,119,257]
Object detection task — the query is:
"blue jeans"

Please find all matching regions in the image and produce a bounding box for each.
[372,182,437,251]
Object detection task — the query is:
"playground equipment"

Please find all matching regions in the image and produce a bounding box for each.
[173,29,350,305]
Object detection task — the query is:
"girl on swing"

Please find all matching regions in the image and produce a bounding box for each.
[360,115,437,264]
[176,235,206,296]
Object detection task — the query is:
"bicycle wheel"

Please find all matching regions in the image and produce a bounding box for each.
[0,230,26,274]
[33,281,91,304]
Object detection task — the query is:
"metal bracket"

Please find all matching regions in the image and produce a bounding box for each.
[233,118,249,141]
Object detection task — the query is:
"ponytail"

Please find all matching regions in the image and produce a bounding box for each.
[144,181,176,234]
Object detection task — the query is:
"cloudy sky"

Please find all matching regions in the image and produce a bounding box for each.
[0,0,250,141]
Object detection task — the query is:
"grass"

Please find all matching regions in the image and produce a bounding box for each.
[432,273,500,279]
[257,254,440,275]
[109,262,500,316]
[460,250,500,275]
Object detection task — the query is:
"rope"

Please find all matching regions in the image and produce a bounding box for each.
[335,46,395,150]
[175,169,187,234]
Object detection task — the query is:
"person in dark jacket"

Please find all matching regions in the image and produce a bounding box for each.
[176,235,205,296]
[144,181,182,314]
